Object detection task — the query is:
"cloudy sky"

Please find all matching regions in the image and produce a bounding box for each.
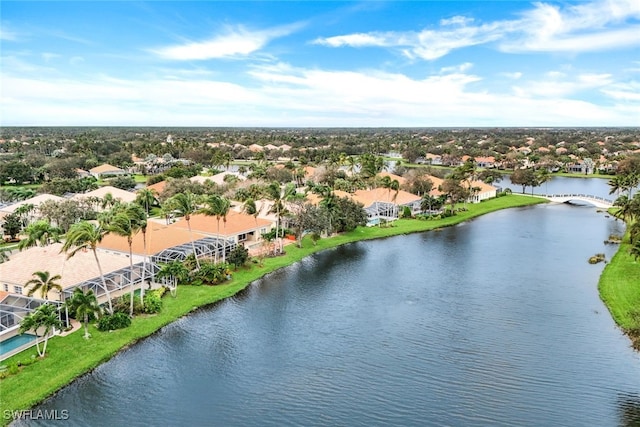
[1,1,639,127]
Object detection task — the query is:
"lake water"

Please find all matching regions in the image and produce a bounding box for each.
[19,180,640,427]
[499,175,612,198]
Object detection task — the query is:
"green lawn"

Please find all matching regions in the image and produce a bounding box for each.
[598,240,640,349]
[0,194,544,421]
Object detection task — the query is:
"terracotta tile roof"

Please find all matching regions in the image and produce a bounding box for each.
[98,221,209,255]
[377,171,407,185]
[72,186,137,203]
[470,180,497,194]
[355,188,421,207]
[143,180,166,194]
[172,211,272,237]
[0,243,140,297]
[306,190,352,206]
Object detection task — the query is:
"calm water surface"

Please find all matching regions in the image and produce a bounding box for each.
[22,203,640,427]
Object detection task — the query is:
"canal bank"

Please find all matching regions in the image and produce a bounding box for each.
[599,238,640,350]
[15,198,640,427]
[0,195,545,422]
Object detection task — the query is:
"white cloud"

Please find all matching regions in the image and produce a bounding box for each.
[500,72,523,80]
[439,63,473,74]
[3,63,637,127]
[511,72,613,98]
[0,26,18,41]
[601,81,640,101]
[41,52,60,62]
[69,56,84,66]
[313,0,640,60]
[313,33,394,48]
[440,16,475,26]
[152,23,302,60]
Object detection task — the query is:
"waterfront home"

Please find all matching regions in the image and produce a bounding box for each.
[0,242,140,303]
[171,211,274,251]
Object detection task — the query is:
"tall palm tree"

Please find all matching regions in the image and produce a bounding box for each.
[25,271,63,300]
[200,195,231,263]
[14,203,35,230]
[61,221,113,314]
[108,203,146,316]
[169,192,201,269]
[67,288,101,339]
[265,181,296,254]
[319,188,339,235]
[17,220,62,251]
[19,304,63,357]
[243,198,260,224]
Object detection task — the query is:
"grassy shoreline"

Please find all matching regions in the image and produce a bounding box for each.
[598,239,640,350]
[0,195,546,421]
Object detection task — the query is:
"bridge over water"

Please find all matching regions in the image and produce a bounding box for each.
[527,193,614,208]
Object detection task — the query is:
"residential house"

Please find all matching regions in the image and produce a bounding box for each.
[89,163,127,179]
[565,158,594,174]
[475,156,496,169]
[72,186,138,207]
[0,242,141,303]
[172,211,274,250]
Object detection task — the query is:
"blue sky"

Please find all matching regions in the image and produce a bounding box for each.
[1,1,639,127]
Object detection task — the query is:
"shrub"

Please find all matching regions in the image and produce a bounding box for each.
[112,294,145,315]
[401,206,413,219]
[143,293,163,314]
[228,245,249,270]
[97,312,131,331]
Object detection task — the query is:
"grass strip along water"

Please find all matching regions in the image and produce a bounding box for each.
[599,239,640,350]
[0,195,562,421]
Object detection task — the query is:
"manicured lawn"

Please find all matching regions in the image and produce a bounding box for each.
[599,241,640,348]
[0,194,544,421]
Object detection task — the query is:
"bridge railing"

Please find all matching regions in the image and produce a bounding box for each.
[535,193,614,205]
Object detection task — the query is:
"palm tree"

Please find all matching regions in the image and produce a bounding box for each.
[613,195,635,222]
[107,203,146,316]
[0,248,11,264]
[319,188,340,235]
[200,195,231,263]
[14,203,35,230]
[380,176,400,202]
[61,221,113,314]
[169,192,201,269]
[19,304,63,357]
[243,198,261,227]
[17,220,62,251]
[421,194,444,214]
[265,181,296,254]
[155,261,190,297]
[135,188,157,217]
[25,271,63,300]
[630,239,640,262]
[101,193,117,210]
[67,288,101,339]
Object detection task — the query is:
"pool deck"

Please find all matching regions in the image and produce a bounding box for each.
[0,320,80,362]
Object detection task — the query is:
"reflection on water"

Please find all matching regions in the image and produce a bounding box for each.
[618,393,640,427]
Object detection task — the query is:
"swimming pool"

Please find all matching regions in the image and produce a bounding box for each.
[0,334,37,357]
